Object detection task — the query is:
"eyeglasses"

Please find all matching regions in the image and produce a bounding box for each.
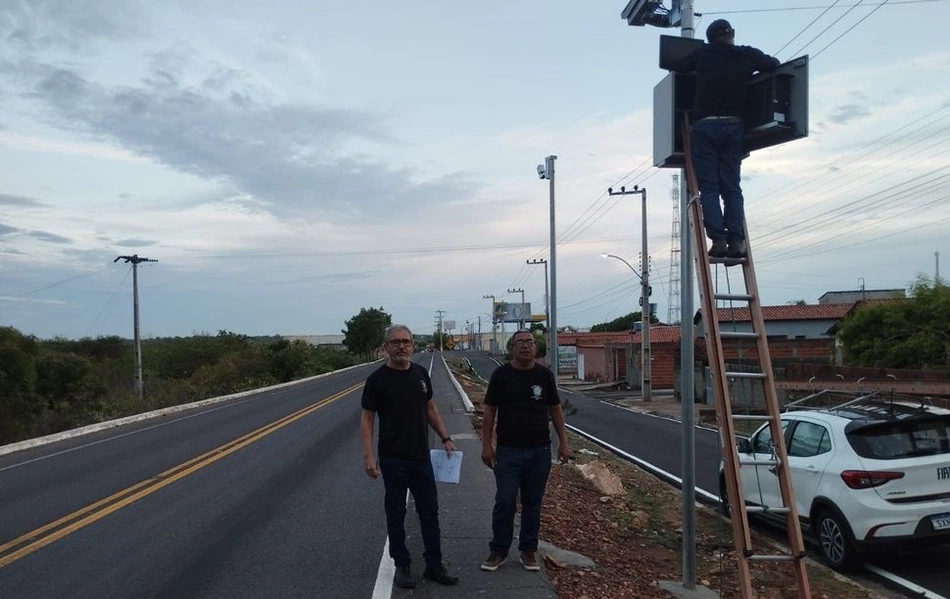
[513,339,535,347]
[388,339,413,347]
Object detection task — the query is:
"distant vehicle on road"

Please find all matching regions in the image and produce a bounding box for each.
[720,397,950,571]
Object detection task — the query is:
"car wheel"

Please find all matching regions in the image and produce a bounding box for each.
[815,509,862,572]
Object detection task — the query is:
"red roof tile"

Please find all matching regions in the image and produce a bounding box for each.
[714,302,854,323]
[559,326,681,347]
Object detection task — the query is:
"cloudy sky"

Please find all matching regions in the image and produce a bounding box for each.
[2,0,949,340]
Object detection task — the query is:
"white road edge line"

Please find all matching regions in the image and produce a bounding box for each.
[565,423,720,504]
[371,537,395,599]
[864,564,949,599]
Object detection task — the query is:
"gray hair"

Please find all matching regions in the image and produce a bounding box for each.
[384,324,413,341]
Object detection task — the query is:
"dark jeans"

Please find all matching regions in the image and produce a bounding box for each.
[379,456,442,569]
[690,118,746,243]
[490,445,552,556]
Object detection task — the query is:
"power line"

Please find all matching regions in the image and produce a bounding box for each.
[773,0,842,57]
[703,0,944,14]
[811,0,892,60]
[789,0,867,59]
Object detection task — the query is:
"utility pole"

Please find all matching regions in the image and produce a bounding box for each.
[477,316,482,350]
[482,294,496,354]
[621,0,696,589]
[607,185,652,403]
[114,254,158,402]
[527,258,550,358]
[538,155,558,376]
[937,250,941,283]
[435,310,445,352]
[507,287,525,329]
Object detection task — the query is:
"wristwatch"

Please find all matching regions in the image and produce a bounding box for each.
[441,436,452,444]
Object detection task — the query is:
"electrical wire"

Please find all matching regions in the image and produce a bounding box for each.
[702,0,944,14]
[810,0,891,60]
[788,0,867,59]
[773,0,842,57]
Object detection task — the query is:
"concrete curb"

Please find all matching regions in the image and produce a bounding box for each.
[0,361,376,458]
[442,354,474,412]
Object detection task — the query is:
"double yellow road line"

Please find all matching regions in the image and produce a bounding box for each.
[0,382,363,568]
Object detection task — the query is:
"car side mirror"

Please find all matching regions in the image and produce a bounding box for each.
[737,438,752,454]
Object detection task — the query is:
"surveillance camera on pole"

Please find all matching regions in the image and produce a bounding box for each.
[621,0,682,28]
[537,164,547,180]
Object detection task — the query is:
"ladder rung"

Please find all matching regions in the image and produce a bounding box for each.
[710,256,747,265]
[715,293,753,302]
[727,372,767,380]
[745,506,791,515]
[732,414,772,422]
[745,554,801,562]
[739,458,779,467]
[720,331,759,340]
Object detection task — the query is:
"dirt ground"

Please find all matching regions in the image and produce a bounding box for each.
[449,360,902,599]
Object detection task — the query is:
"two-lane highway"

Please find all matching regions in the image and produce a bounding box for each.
[0,364,386,599]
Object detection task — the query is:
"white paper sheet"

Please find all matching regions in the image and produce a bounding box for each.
[429,449,463,484]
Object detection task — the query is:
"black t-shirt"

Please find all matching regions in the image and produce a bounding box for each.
[361,362,432,460]
[484,363,560,448]
[671,42,779,120]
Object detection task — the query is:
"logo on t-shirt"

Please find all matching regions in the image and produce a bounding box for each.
[530,385,543,402]
[420,379,428,395]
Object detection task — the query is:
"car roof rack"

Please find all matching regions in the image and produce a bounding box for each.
[784,389,879,412]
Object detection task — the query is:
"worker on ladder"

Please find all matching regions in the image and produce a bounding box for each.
[671,19,779,260]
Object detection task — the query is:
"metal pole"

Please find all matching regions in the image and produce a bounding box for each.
[680,2,697,589]
[547,155,559,377]
[132,260,143,401]
[640,188,652,403]
[483,295,495,353]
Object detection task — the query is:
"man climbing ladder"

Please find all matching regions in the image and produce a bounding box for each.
[671,19,779,259]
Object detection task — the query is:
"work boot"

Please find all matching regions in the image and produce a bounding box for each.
[423,562,459,585]
[727,239,747,259]
[393,566,416,589]
[480,552,507,571]
[708,239,728,258]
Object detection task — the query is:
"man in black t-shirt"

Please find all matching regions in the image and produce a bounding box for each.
[360,324,458,589]
[671,19,779,259]
[479,329,569,573]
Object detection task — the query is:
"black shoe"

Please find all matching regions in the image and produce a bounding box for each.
[423,563,459,586]
[394,566,416,589]
[708,239,728,258]
[727,239,747,259]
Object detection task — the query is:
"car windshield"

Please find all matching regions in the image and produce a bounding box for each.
[847,416,950,459]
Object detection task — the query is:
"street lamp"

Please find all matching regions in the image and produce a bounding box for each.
[600,253,652,402]
[537,155,558,377]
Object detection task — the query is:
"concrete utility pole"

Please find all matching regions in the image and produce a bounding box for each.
[114,254,158,402]
[538,155,558,376]
[435,310,445,352]
[482,295,496,353]
[607,185,652,402]
[507,287,525,329]
[620,0,696,590]
[527,258,550,358]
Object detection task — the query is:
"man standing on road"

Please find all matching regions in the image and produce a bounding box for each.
[672,19,780,259]
[360,324,459,590]
[480,329,570,573]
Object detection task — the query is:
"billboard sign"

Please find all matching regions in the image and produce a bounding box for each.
[444,320,456,330]
[558,345,578,372]
[493,301,532,324]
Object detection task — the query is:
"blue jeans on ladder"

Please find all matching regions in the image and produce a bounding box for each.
[690,117,746,243]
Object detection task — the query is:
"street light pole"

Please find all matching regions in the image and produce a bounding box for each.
[538,155,558,376]
[606,185,652,402]
[601,250,652,403]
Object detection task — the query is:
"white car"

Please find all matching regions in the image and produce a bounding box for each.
[720,398,950,571]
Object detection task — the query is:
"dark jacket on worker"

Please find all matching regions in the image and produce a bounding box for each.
[671,42,780,120]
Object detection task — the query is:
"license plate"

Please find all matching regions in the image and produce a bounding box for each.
[933,514,950,531]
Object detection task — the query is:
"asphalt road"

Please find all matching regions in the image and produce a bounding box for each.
[459,349,950,599]
[0,363,385,599]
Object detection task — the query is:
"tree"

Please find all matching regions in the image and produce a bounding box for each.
[837,276,950,369]
[343,307,392,361]
[590,311,656,333]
